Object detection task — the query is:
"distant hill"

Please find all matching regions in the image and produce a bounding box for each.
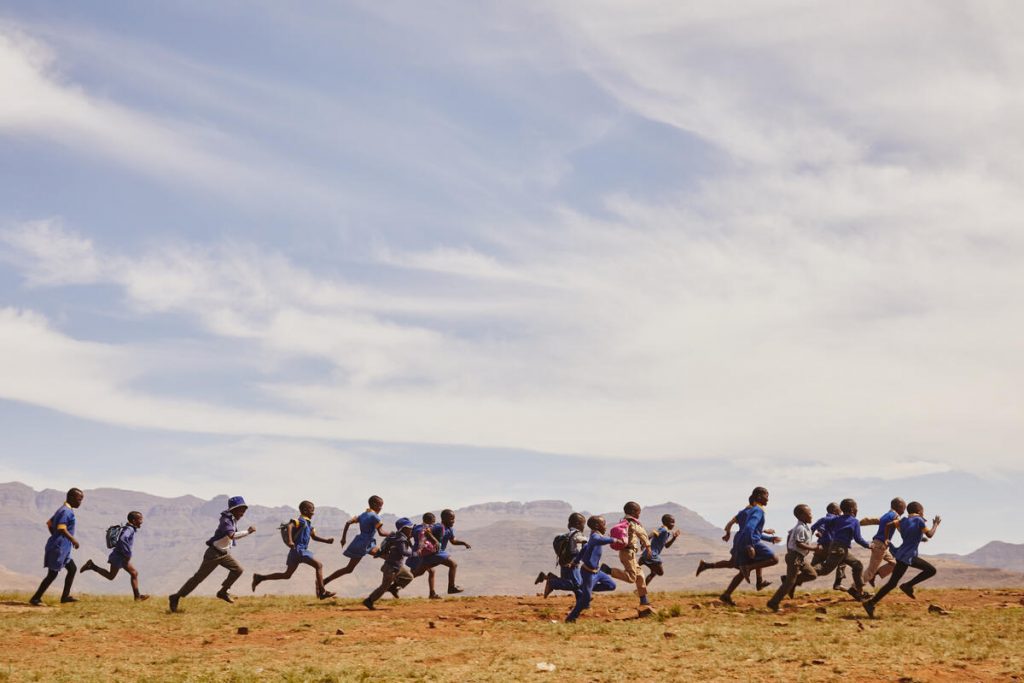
[1,482,1021,596]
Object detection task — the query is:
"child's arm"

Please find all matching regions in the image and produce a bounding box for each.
[859,517,880,527]
[56,525,80,549]
[664,529,681,549]
[924,516,942,538]
[312,528,334,544]
[722,516,738,542]
[883,518,900,543]
[451,537,472,550]
[375,521,388,538]
[852,520,870,549]
[340,517,357,545]
[285,521,296,547]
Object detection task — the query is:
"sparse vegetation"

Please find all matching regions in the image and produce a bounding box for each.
[0,590,1021,681]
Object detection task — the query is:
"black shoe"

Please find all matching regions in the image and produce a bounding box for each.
[29,597,43,606]
[695,560,707,577]
[847,587,865,602]
[318,590,336,600]
[863,601,876,618]
[447,585,464,595]
[82,560,96,572]
[719,593,736,606]
[767,601,780,612]
[169,594,180,613]
[363,598,376,610]
[251,575,261,592]
[216,589,234,604]
[535,571,547,585]
[60,596,78,604]
[899,583,916,600]
[599,564,612,575]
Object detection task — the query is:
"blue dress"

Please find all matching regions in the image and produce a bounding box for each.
[342,510,381,559]
[893,516,927,565]
[735,506,775,566]
[44,505,76,571]
[640,526,671,567]
[288,517,315,563]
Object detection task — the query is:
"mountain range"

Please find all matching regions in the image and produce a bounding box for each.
[1,482,1021,597]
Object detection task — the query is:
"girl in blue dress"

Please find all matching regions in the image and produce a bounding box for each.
[323,495,387,586]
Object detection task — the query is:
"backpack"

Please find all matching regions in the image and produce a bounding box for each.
[105,524,126,549]
[417,526,439,557]
[552,530,578,565]
[378,533,397,559]
[278,520,296,545]
[609,519,632,551]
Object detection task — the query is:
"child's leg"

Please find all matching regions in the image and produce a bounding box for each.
[721,570,745,603]
[87,561,119,581]
[566,572,596,622]
[323,557,361,585]
[255,560,299,585]
[696,558,735,575]
[296,556,325,595]
[592,571,617,592]
[442,558,462,593]
[843,553,865,594]
[60,559,78,601]
[645,563,664,586]
[30,570,60,603]
[866,561,908,605]
[428,567,438,597]
[902,557,936,589]
[767,556,800,609]
[125,563,146,600]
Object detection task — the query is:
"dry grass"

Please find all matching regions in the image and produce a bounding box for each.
[1,589,1022,682]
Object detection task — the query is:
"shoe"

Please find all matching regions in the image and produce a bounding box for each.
[599,564,612,575]
[135,595,150,602]
[847,587,865,602]
[251,575,261,592]
[318,590,336,600]
[169,594,180,613]
[388,586,400,599]
[719,594,736,606]
[767,602,780,612]
[29,597,43,606]
[447,586,464,595]
[695,560,707,577]
[60,596,78,604]
[833,584,845,591]
[429,593,442,600]
[564,617,577,623]
[756,579,772,591]
[542,579,554,599]
[215,589,234,604]
[82,560,96,572]
[868,576,876,588]
[363,598,376,610]
[638,606,654,617]
[899,583,916,600]
[863,601,876,618]
[535,571,546,585]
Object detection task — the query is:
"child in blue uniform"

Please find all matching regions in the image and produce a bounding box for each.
[252,500,336,599]
[30,488,84,606]
[811,498,871,601]
[364,517,416,609]
[407,512,442,599]
[323,495,387,587]
[811,502,846,590]
[640,514,681,586]
[412,509,471,595]
[863,502,941,617]
[566,515,615,623]
[696,495,772,590]
[82,510,149,601]
[538,512,615,597]
[861,497,906,587]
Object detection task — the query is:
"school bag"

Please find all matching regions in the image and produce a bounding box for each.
[552,530,578,566]
[417,526,440,557]
[278,520,296,545]
[609,519,632,551]
[105,524,126,549]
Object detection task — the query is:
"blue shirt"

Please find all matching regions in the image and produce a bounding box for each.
[828,514,870,549]
[649,527,671,555]
[736,505,768,547]
[208,511,237,546]
[293,517,313,551]
[112,524,137,558]
[431,523,455,550]
[731,507,751,552]
[893,516,927,564]
[811,514,837,545]
[873,510,899,543]
[48,504,76,538]
[574,532,614,570]
[357,510,382,537]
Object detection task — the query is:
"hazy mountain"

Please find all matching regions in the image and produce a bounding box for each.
[1,482,1021,598]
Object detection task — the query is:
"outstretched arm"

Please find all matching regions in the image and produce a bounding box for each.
[340,517,357,544]
[664,529,681,548]
[722,516,738,542]
[312,529,334,544]
[924,516,942,538]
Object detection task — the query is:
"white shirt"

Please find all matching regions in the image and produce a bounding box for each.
[787,521,813,556]
[212,528,251,551]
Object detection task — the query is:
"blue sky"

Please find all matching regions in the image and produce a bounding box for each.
[1,2,1021,553]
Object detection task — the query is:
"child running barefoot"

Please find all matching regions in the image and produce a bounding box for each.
[82,511,149,601]
[252,501,336,599]
[640,514,681,587]
[30,488,84,606]
[766,505,817,612]
[323,495,387,587]
[566,516,615,623]
[863,503,941,618]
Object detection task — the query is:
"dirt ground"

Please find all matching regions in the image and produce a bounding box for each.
[2,588,1022,682]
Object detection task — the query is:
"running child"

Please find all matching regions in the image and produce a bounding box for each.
[82,511,149,601]
[407,512,442,599]
[811,497,870,601]
[411,509,471,595]
[538,512,615,597]
[861,497,906,587]
[601,501,654,613]
[810,502,847,590]
[696,494,771,590]
[323,495,387,586]
[640,514,681,586]
[863,503,941,618]
[30,487,84,606]
[716,486,781,605]
[364,517,416,609]
[252,500,336,599]
[169,496,255,613]
[766,504,818,611]
[566,515,615,623]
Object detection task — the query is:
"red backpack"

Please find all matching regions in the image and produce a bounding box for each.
[609,519,631,551]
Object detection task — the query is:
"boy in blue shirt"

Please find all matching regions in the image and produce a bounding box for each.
[538,512,615,597]
[640,514,681,586]
[696,494,773,591]
[82,511,149,601]
[863,502,941,618]
[811,498,870,601]
[30,488,84,606]
[566,515,616,623]
[411,509,472,596]
[324,495,387,587]
[861,497,906,587]
[810,502,847,590]
[170,496,255,613]
[252,500,336,599]
[364,517,416,609]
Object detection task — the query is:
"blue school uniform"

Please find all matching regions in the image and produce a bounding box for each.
[288,516,315,564]
[108,524,137,570]
[416,523,454,569]
[736,506,775,565]
[873,510,900,543]
[640,526,671,567]
[892,516,927,565]
[567,532,615,621]
[812,513,837,545]
[343,510,381,559]
[828,515,870,549]
[405,523,426,570]
[43,504,76,571]
[207,510,238,547]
